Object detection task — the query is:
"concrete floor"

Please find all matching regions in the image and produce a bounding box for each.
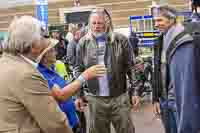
[131,102,164,133]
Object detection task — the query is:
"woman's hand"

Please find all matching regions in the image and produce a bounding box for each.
[82,65,107,80]
[50,84,63,101]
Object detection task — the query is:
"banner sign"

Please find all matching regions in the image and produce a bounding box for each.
[35,0,48,29]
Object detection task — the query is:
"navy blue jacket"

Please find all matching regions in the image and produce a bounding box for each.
[153,23,200,133]
[170,42,200,133]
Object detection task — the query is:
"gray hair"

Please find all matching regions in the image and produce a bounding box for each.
[4,16,42,55]
[68,23,77,32]
[156,5,177,21]
[87,8,114,42]
[89,8,113,32]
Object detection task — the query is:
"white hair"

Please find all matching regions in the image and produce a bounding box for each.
[5,16,42,55]
[68,23,77,32]
[86,8,115,43]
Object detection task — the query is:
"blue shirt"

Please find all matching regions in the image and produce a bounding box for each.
[96,35,110,96]
[37,63,79,128]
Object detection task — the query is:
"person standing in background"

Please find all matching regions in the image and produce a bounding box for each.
[66,23,77,43]
[67,29,85,70]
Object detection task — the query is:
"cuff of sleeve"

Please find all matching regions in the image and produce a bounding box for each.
[129,88,139,96]
[77,74,86,86]
[133,91,140,96]
[152,98,160,103]
[129,87,142,96]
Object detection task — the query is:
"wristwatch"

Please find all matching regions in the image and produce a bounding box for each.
[77,74,87,86]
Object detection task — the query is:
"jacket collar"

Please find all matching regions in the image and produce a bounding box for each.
[20,55,38,68]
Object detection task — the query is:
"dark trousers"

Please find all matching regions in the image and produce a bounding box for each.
[161,106,177,133]
[72,111,87,133]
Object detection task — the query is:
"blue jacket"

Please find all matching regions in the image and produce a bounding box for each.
[166,24,200,133]
[37,63,79,128]
[170,41,200,133]
[153,23,200,133]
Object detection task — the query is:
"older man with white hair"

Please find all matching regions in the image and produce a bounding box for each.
[75,8,142,133]
[0,16,73,133]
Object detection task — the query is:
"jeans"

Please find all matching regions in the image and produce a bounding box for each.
[160,99,177,133]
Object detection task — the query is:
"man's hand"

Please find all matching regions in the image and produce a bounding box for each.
[82,65,107,80]
[74,98,87,112]
[131,96,141,110]
[153,102,161,115]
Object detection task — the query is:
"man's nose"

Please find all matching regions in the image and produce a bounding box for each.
[154,22,159,28]
[94,25,100,29]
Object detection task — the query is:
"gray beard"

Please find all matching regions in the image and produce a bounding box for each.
[92,32,106,38]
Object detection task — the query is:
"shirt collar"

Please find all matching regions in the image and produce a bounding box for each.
[20,55,38,68]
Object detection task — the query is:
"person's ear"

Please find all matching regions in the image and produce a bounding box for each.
[31,39,46,61]
[31,40,41,56]
[169,18,176,25]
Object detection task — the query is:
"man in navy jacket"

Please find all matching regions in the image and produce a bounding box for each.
[152,5,200,133]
